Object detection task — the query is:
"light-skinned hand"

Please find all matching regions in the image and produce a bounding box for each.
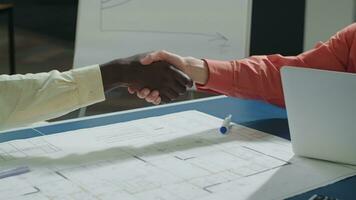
[100,53,192,103]
[128,50,209,104]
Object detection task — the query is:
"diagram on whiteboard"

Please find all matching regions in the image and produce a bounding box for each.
[100,0,229,47]
[74,0,251,67]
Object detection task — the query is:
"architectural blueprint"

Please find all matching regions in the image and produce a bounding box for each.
[0,111,355,200]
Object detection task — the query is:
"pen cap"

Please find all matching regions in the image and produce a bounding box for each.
[221,114,232,127]
[220,114,232,134]
[220,126,228,134]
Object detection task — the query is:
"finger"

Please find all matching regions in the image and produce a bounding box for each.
[172,80,187,94]
[148,96,160,104]
[140,51,160,65]
[141,50,185,70]
[145,90,160,102]
[153,97,161,105]
[128,86,138,94]
[137,88,151,99]
[160,94,171,104]
[171,67,193,88]
[161,88,179,100]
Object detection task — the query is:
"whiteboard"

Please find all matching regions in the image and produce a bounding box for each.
[73,0,252,68]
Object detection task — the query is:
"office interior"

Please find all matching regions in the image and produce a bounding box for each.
[0,0,355,122]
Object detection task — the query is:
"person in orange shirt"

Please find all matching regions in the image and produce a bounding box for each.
[130,23,356,107]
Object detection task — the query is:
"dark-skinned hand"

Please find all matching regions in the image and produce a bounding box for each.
[99,53,193,103]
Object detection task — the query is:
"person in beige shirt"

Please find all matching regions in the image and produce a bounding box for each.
[0,53,192,130]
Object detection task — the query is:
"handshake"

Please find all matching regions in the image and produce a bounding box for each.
[100,51,208,104]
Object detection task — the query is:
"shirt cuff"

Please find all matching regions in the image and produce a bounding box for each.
[71,65,105,107]
[196,59,234,94]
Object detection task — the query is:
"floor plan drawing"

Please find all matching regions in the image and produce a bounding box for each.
[1,111,355,200]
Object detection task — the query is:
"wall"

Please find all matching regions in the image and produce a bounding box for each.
[304,0,355,51]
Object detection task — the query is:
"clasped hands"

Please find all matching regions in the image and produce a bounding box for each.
[99,51,208,104]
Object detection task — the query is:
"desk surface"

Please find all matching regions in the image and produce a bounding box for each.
[0,96,354,199]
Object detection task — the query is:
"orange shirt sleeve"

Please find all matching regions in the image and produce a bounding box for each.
[197,23,356,107]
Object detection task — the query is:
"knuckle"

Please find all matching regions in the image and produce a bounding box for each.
[178,86,185,92]
[158,50,168,58]
[157,51,164,57]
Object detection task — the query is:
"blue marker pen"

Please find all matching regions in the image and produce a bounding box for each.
[219,114,232,134]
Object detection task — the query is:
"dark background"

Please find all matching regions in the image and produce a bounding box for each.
[0,0,306,55]
[0,0,78,41]
[250,0,305,56]
[0,0,306,120]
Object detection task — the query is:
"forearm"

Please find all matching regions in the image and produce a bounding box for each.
[0,65,105,130]
[197,51,346,107]
[194,24,356,106]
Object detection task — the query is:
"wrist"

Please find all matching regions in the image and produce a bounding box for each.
[187,59,208,85]
[100,61,128,91]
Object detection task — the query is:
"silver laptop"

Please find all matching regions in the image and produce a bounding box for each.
[281,66,356,165]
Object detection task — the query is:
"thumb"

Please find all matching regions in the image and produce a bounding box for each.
[140,51,185,71]
[140,51,162,65]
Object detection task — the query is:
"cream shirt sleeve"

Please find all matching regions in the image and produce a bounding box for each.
[0,65,105,130]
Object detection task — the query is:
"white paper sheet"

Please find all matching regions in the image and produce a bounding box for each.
[0,110,355,200]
